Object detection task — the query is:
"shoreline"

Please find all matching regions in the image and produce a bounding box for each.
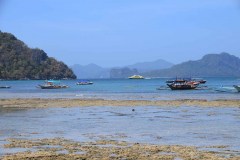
[1,98,240,108]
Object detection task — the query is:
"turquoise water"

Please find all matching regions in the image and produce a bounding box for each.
[0,77,239,100]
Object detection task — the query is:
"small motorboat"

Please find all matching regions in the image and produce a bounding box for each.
[76,80,93,85]
[233,85,240,92]
[167,79,200,90]
[38,80,68,89]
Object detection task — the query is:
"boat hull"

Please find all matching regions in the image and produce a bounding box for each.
[128,75,144,79]
[38,85,68,89]
[76,82,93,85]
[167,84,198,90]
[0,86,11,89]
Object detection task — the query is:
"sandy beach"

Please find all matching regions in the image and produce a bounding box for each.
[1,98,240,108]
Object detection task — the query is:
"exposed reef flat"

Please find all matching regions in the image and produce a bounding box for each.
[2,138,240,160]
[1,98,239,159]
[0,98,240,108]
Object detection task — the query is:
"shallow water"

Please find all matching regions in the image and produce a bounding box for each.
[0,78,240,100]
[0,106,239,156]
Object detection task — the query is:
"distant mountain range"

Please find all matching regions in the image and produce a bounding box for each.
[144,52,240,77]
[71,59,173,79]
[127,59,173,72]
[109,67,139,79]
[71,63,109,79]
[73,52,240,78]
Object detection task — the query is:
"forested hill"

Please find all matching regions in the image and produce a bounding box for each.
[144,53,240,77]
[0,31,76,80]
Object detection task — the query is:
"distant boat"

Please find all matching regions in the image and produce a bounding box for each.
[0,86,11,89]
[76,80,93,85]
[38,80,68,89]
[166,78,199,90]
[167,82,199,90]
[233,85,240,92]
[128,75,144,79]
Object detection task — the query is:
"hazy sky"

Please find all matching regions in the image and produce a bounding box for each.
[0,0,240,67]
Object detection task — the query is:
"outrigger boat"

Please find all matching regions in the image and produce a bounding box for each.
[166,78,200,90]
[167,82,199,90]
[233,85,240,92]
[166,78,206,84]
[76,80,93,85]
[38,80,68,89]
[0,86,11,89]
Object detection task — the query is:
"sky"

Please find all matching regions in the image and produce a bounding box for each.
[0,0,240,67]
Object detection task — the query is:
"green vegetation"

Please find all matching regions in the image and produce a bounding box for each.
[144,53,240,77]
[0,31,76,80]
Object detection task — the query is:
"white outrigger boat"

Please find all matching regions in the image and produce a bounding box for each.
[38,80,68,89]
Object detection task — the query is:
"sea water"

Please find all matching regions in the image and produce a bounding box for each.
[0,77,239,100]
[0,78,240,156]
[0,106,239,156]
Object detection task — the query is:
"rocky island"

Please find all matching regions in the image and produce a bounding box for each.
[0,31,76,80]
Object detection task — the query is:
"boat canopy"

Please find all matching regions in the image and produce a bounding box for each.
[46,80,61,83]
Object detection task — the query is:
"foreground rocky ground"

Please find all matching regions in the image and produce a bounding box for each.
[2,138,240,160]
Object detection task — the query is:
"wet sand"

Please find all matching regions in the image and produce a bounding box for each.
[2,138,240,160]
[0,98,240,108]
